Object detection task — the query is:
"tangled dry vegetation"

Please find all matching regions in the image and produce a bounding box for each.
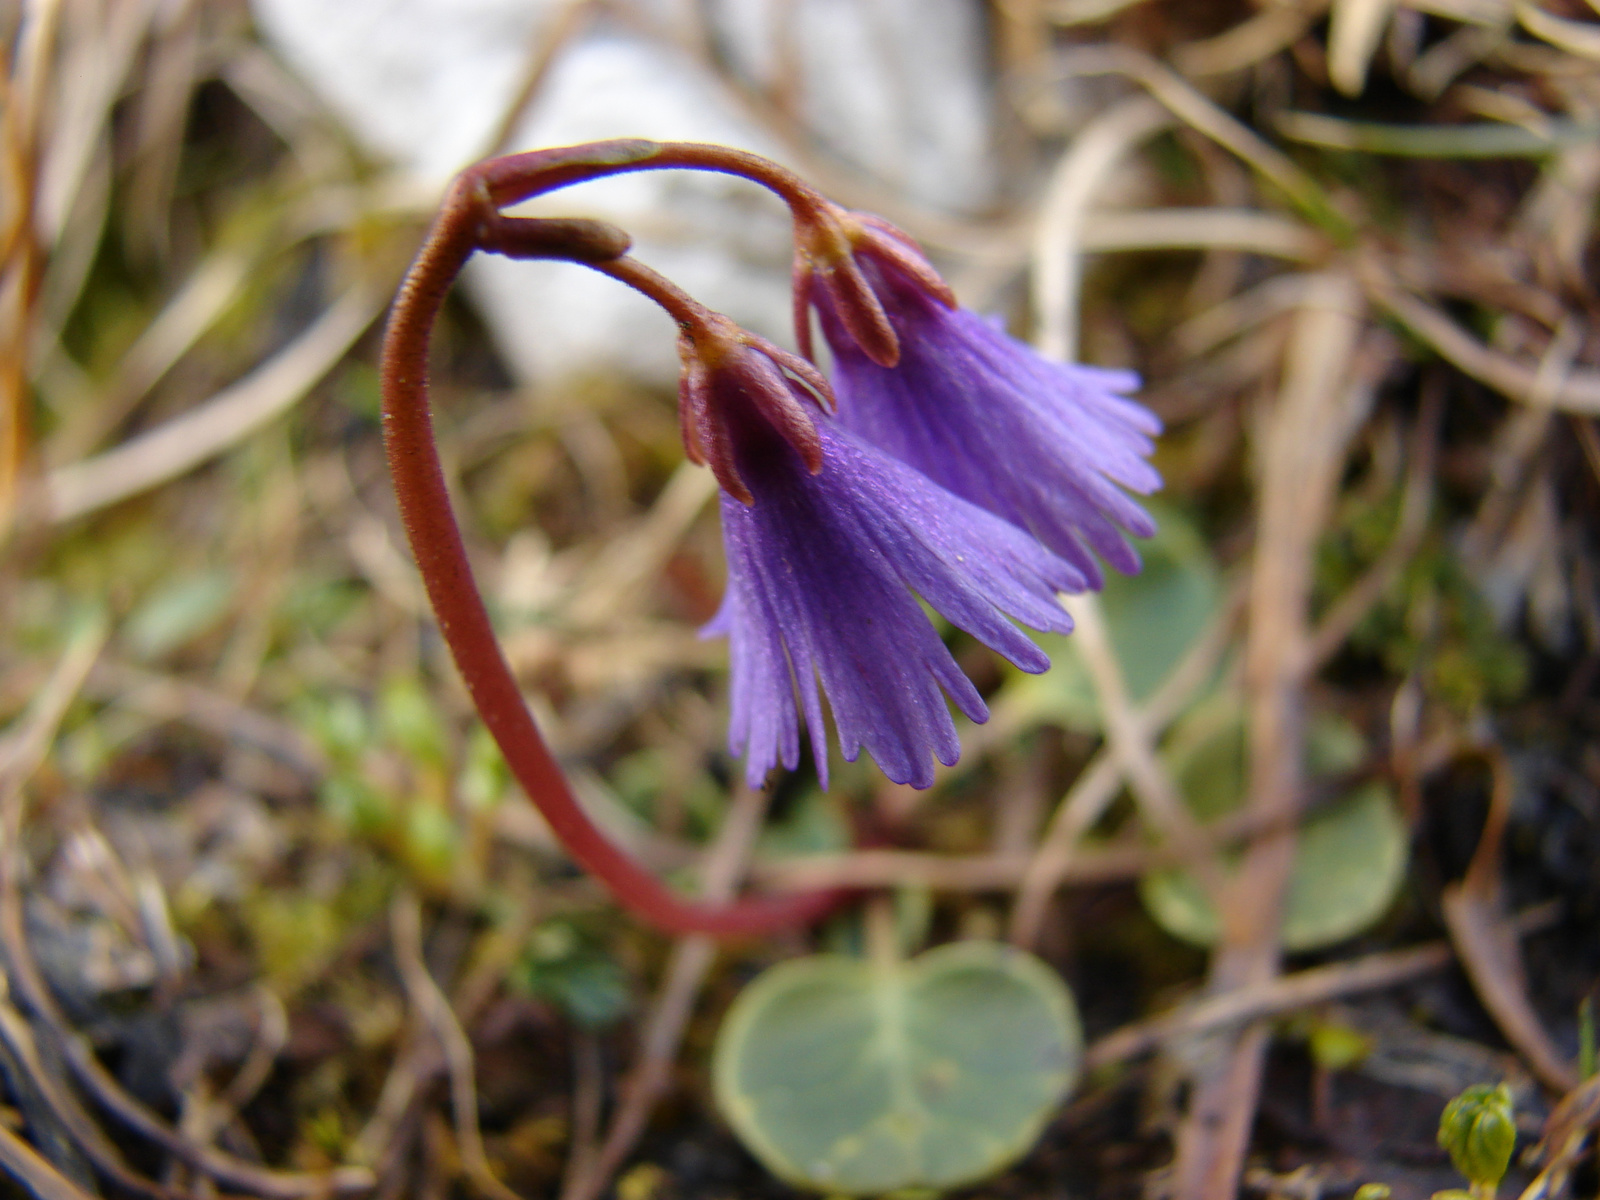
[2,1,1598,1199]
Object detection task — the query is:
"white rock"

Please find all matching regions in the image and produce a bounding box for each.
[251,0,994,384]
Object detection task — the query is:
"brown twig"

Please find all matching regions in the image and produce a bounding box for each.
[1440,748,1579,1093]
[1171,276,1377,1200]
[1363,267,1600,414]
[1087,902,1562,1071]
[390,893,524,1200]
[562,784,779,1200]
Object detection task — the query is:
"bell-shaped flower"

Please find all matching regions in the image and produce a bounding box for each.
[799,208,1162,587]
[683,322,1086,789]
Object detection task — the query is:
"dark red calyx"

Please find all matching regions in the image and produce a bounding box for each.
[850,213,957,309]
[792,202,900,368]
[676,314,835,505]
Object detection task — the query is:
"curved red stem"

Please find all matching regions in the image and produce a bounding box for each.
[379,170,838,937]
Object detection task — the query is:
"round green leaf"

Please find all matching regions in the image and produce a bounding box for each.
[1000,506,1221,732]
[713,941,1082,1194]
[1097,510,1222,704]
[1141,745,1406,955]
[1139,701,1407,951]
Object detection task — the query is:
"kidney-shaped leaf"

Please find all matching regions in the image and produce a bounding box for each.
[1141,725,1407,960]
[713,941,1082,1194]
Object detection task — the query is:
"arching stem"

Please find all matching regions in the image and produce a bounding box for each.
[379,166,839,937]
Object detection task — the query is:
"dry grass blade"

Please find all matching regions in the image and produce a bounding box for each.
[1277,111,1595,156]
[1441,750,1579,1092]
[1052,45,1340,231]
[391,893,523,1200]
[1031,96,1170,362]
[40,283,382,523]
[47,246,254,464]
[1080,209,1324,259]
[0,1120,101,1200]
[1363,269,1600,413]
[1087,903,1561,1070]
[1329,0,1398,95]
[32,0,157,250]
[1173,275,1373,1200]
[757,803,1293,894]
[1515,0,1600,59]
[1044,0,1151,25]
[760,849,1035,892]
[1175,0,1331,77]
[1094,942,1453,1070]
[1444,889,1581,1092]
[1408,0,1514,25]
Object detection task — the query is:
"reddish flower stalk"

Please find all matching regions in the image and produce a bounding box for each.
[379,152,839,937]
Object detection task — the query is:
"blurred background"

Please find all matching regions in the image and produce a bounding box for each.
[2,1,1598,1199]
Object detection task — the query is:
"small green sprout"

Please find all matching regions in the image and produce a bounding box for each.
[1437,1084,1516,1200]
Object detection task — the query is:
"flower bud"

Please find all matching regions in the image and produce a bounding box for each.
[1438,1084,1516,1188]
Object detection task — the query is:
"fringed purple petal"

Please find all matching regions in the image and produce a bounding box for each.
[819,262,1162,585]
[705,424,1079,790]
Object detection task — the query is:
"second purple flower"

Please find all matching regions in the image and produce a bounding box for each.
[799,209,1162,588]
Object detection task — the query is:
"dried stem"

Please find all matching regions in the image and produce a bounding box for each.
[1172,275,1376,1200]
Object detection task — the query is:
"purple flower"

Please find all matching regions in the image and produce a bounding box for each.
[674,314,1085,789]
[800,212,1162,587]
[705,417,1085,789]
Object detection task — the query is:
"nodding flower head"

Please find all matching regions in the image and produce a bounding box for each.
[675,304,1088,789]
[790,201,956,369]
[382,138,1168,935]
[795,203,1162,587]
[675,313,834,505]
